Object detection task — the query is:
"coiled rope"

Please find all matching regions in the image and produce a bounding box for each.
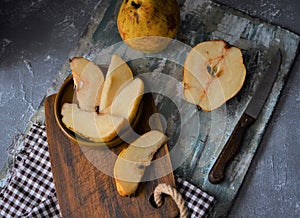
[153,183,189,218]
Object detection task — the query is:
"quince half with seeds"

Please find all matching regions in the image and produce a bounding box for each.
[183,40,246,111]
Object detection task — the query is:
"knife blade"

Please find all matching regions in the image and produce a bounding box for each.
[208,49,282,184]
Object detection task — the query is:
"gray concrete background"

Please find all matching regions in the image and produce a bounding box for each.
[0,0,299,217]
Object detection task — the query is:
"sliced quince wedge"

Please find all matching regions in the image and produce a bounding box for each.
[99,54,133,110]
[70,57,104,112]
[61,103,126,142]
[103,78,144,123]
[114,130,167,196]
[183,40,246,111]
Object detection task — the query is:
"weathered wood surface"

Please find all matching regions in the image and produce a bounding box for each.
[44,0,299,216]
[45,94,178,218]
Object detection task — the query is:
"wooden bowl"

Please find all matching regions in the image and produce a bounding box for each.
[54,74,143,147]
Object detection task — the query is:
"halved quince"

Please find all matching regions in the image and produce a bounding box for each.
[61,103,126,142]
[104,78,144,123]
[183,40,246,111]
[70,57,104,112]
[114,130,167,196]
[99,54,133,110]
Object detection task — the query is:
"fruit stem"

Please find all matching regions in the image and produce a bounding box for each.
[131,1,141,9]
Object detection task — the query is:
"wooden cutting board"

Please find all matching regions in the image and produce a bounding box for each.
[44,94,178,218]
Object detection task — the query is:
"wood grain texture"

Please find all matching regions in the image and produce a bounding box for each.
[44,94,178,218]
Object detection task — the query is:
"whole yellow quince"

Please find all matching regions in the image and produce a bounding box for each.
[117,0,180,53]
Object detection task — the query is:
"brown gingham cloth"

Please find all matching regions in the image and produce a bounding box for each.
[0,123,215,217]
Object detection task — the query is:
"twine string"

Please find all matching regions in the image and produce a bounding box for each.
[153,183,189,218]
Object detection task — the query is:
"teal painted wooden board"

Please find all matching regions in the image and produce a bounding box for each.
[44,0,299,216]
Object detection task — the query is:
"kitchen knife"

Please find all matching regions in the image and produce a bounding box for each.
[208,49,282,184]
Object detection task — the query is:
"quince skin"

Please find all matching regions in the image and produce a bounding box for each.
[117,0,180,53]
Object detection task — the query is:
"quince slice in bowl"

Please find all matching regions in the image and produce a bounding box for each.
[61,103,126,142]
[102,77,144,124]
[99,54,133,111]
[70,57,104,112]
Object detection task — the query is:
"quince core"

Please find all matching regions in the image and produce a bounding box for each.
[183,40,246,111]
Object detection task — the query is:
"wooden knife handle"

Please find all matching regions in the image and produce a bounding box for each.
[208,113,255,184]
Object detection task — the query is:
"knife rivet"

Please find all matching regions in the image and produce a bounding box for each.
[241,118,248,127]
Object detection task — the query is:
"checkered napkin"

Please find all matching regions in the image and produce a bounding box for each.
[0,123,215,217]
